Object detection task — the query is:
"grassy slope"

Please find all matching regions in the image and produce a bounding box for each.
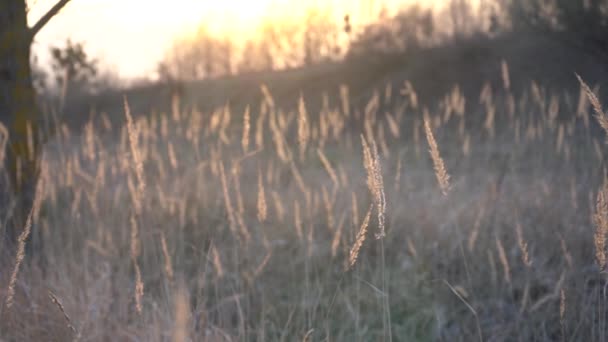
[3,31,608,341]
[68,31,608,131]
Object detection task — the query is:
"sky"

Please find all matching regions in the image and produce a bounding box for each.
[28,0,447,80]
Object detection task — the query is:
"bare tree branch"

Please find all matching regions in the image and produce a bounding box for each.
[29,0,72,39]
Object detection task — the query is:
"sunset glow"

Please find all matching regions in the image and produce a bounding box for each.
[28,0,438,79]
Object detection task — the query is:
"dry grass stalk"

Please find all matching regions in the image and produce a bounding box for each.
[220,105,232,144]
[594,185,608,270]
[255,104,267,150]
[254,251,272,278]
[495,235,511,284]
[576,74,608,137]
[210,244,224,279]
[160,115,169,139]
[131,214,144,314]
[232,165,245,214]
[235,211,252,243]
[340,85,350,117]
[172,283,190,342]
[101,112,112,131]
[370,140,386,239]
[488,250,497,285]
[0,122,8,170]
[400,81,418,109]
[515,223,532,267]
[168,142,178,171]
[576,83,589,116]
[319,109,329,149]
[209,109,222,133]
[462,134,471,156]
[303,328,315,342]
[443,280,482,342]
[558,233,573,268]
[361,135,386,238]
[257,169,267,222]
[479,82,492,106]
[394,154,402,193]
[171,93,181,122]
[6,173,44,308]
[271,191,285,222]
[124,97,145,214]
[531,81,543,108]
[84,121,96,162]
[361,135,374,194]
[321,186,335,230]
[377,123,390,158]
[350,191,359,227]
[501,60,510,90]
[548,94,560,126]
[71,188,82,216]
[331,214,346,257]
[385,83,393,103]
[161,232,174,282]
[294,200,303,240]
[269,110,290,162]
[25,121,34,161]
[242,106,250,153]
[48,290,78,335]
[468,206,485,252]
[260,84,275,109]
[317,148,339,189]
[407,238,418,259]
[520,282,530,313]
[530,272,565,313]
[484,104,496,138]
[298,95,310,160]
[423,112,451,196]
[385,112,400,138]
[289,160,310,206]
[219,161,237,235]
[348,205,373,269]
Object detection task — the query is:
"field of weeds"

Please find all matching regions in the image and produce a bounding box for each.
[1,63,607,341]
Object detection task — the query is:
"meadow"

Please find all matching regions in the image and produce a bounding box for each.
[1,60,607,341]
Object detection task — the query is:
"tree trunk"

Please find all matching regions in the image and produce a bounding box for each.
[0,0,42,250]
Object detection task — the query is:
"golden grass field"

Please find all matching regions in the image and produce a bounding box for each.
[2,58,608,341]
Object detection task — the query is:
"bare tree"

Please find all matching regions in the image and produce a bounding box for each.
[0,0,72,247]
[303,9,340,65]
[160,26,237,80]
[260,21,302,69]
[50,39,98,103]
[238,39,275,72]
[449,0,475,38]
[347,5,435,57]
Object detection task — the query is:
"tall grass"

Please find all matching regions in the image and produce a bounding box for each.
[1,66,608,341]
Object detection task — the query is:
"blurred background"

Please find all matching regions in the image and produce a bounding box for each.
[29,0,452,79]
[26,0,608,123]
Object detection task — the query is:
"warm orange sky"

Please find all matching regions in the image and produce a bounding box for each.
[28,0,451,80]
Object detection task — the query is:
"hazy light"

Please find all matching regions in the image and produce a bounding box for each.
[28,0,438,79]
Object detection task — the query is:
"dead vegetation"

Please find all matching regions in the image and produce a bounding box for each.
[1,57,608,341]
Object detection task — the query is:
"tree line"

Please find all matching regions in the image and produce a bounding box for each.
[156,2,502,83]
